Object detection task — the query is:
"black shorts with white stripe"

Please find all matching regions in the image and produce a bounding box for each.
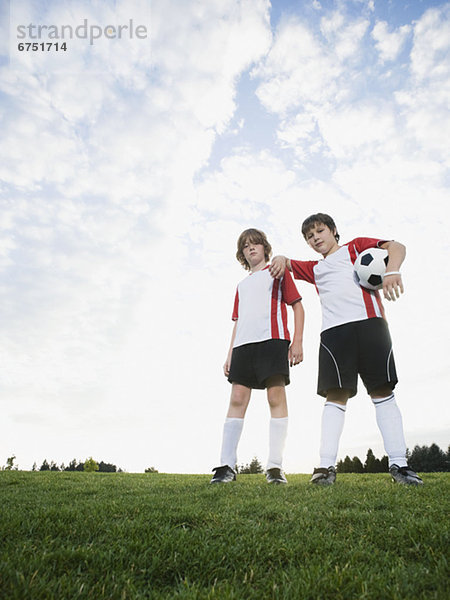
[317,317,398,398]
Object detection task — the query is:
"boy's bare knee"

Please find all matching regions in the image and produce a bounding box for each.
[228,384,251,415]
[229,395,247,410]
[266,378,288,417]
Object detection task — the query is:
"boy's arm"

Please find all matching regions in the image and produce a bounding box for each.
[379,240,406,302]
[269,256,292,279]
[289,300,304,367]
[223,321,238,377]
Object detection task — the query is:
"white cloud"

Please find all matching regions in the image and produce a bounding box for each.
[277,112,322,159]
[394,4,450,165]
[320,12,369,61]
[410,4,450,82]
[253,20,341,114]
[371,20,411,63]
[253,11,373,120]
[195,149,296,219]
[318,103,397,159]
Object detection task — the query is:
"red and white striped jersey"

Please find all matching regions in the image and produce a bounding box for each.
[291,238,388,333]
[232,266,301,348]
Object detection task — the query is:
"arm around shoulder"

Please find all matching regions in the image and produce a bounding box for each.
[269,256,291,279]
[289,300,304,366]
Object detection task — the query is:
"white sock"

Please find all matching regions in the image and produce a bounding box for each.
[319,401,346,468]
[372,393,407,468]
[267,417,288,470]
[220,417,244,470]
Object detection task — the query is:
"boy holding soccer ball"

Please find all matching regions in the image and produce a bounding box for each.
[211,228,304,484]
[269,213,423,486]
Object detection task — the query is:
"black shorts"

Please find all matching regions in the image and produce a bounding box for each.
[318,318,398,398]
[228,339,290,390]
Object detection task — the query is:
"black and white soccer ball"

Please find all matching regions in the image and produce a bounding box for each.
[354,248,389,290]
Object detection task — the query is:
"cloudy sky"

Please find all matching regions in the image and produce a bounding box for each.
[1,0,449,474]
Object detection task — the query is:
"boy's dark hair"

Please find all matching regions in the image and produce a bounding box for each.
[301,213,340,243]
[236,228,272,270]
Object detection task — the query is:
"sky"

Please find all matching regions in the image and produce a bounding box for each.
[1,0,449,474]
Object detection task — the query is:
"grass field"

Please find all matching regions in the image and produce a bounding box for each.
[0,471,448,599]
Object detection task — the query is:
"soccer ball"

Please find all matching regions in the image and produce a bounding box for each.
[354,248,389,290]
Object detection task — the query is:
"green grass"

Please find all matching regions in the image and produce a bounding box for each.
[0,472,448,599]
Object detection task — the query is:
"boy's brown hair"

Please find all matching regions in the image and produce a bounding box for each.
[301,213,340,242]
[236,228,272,271]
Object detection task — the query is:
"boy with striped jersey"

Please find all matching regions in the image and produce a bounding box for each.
[269,213,423,486]
[211,229,304,485]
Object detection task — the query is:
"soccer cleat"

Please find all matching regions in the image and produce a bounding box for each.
[389,464,423,486]
[310,466,336,485]
[266,468,288,485]
[210,465,236,484]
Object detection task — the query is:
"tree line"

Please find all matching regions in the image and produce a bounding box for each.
[407,443,449,473]
[32,457,122,472]
[2,443,448,474]
[337,443,449,473]
[2,455,158,473]
[237,443,449,475]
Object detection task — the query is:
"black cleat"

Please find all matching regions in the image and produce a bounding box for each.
[310,466,336,485]
[389,464,423,486]
[210,465,236,484]
[266,468,288,484]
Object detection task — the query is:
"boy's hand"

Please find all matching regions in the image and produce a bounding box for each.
[269,255,287,279]
[289,341,303,366]
[383,273,404,301]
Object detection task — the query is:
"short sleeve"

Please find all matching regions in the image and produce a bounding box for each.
[353,238,390,252]
[281,269,302,304]
[290,260,317,284]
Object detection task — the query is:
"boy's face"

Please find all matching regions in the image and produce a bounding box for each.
[242,238,266,270]
[304,223,339,257]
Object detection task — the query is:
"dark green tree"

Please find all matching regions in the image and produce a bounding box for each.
[39,459,50,471]
[343,455,354,472]
[373,457,384,473]
[364,449,377,473]
[64,459,84,471]
[144,466,158,473]
[409,445,428,471]
[99,461,118,473]
[238,456,264,474]
[337,455,364,473]
[426,444,447,471]
[380,455,389,472]
[352,456,364,473]
[409,444,447,472]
